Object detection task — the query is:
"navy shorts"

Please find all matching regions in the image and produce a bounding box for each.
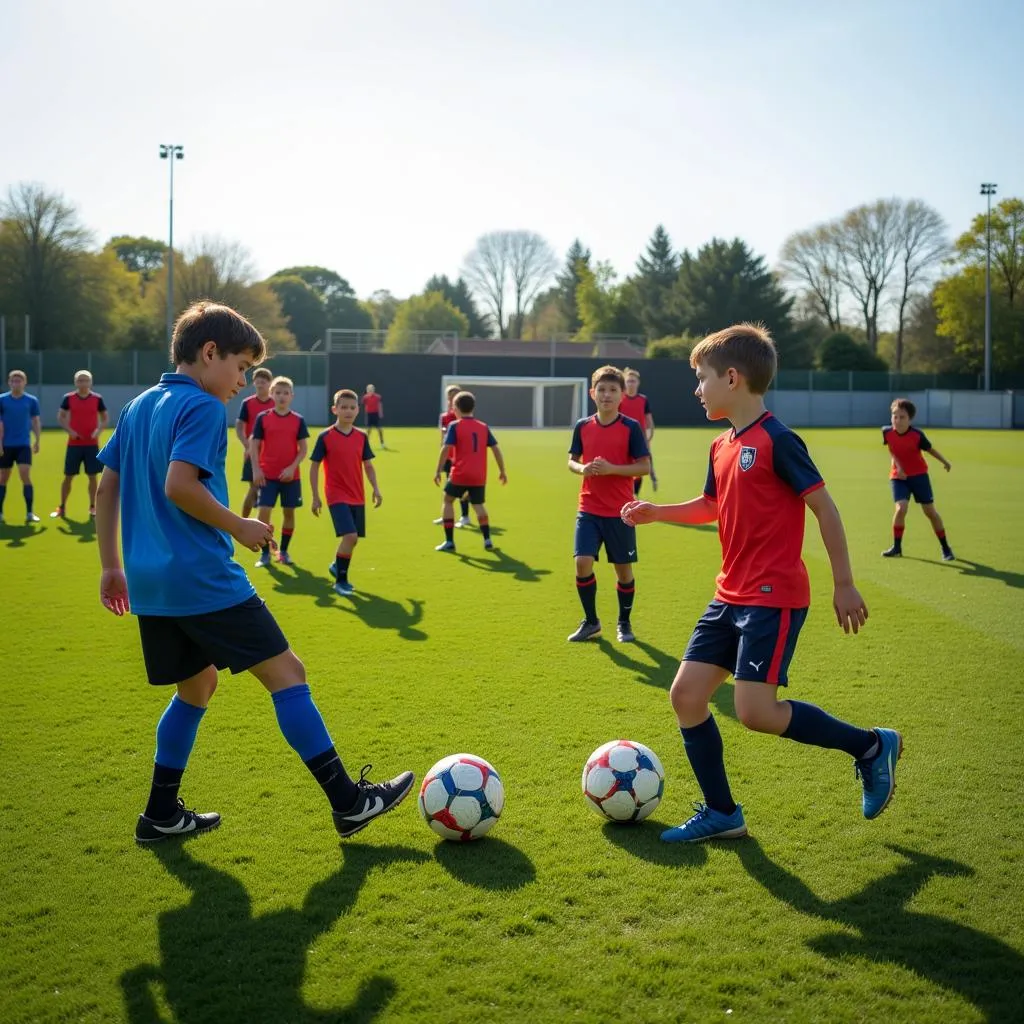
[442,458,453,476]
[258,479,303,508]
[329,502,366,538]
[0,445,31,469]
[574,511,637,564]
[891,474,933,504]
[137,595,289,686]
[64,445,102,476]
[241,456,254,483]
[684,601,808,686]
[366,412,380,427]
[445,481,485,504]
[632,478,643,497]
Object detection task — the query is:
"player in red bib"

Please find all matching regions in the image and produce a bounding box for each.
[235,366,275,518]
[310,389,381,596]
[360,385,385,448]
[250,376,309,567]
[51,369,109,519]
[433,383,471,527]
[433,391,506,552]
[620,367,657,493]
[881,398,954,560]
[623,323,902,843]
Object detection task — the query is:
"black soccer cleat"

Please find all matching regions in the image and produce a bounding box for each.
[881,546,902,558]
[333,765,415,839]
[568,620,602,642]
[135,798,221,844]
[942,549,956,562]
[616,621,636,643]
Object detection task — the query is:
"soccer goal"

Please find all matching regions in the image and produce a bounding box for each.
[441,375,589,428]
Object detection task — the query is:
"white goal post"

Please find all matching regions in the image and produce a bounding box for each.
[441,375,589,428]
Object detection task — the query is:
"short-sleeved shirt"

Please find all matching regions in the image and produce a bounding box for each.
[619,393,651,426]
[440,409,457,431]
[60,391,107,446]
[237,394,275,439]
[569,414,650,518]
[0,391,41,447]
[310,426,374,505]
[882,425,931,479]
[97,373,254,616]
[252,409,309,480]
[362,393,382,414]
[704,411,824,608]
[443,417,497,486]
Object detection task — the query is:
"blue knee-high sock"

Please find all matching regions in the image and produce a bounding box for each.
[146,696,207,819]
[681,714,736,815]
[272,684,357,810]
[782,700,876,758]
[24,484,34,515]
[0,483,7,513]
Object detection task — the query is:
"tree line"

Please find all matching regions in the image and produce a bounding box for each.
[1,182,1021,373]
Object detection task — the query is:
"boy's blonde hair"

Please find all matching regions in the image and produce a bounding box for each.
[591,365,625,389]
[689,323,777,395]
[252,367,273,383]
[74,369,93,383]
[8,369,27,382]
[445,384,461,401]
[271,376,294,390]
[623,367,640,381]
[333,388,358,404]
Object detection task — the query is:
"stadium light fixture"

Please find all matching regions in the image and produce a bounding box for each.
[980,184,997,392]
[159,145,185,346]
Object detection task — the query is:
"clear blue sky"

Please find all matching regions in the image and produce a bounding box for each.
[2,0,1021,299]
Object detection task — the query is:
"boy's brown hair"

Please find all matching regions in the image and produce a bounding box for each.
[445,384,462,401]
[333,388,358,405]
[252,367,273,383]
[891,397,917,419]
[689,322,777,395]
[591,365,625,389]
[271,376,294,391]
[171,301,267,366]
[8,369,27,382]
[454,391,476,414]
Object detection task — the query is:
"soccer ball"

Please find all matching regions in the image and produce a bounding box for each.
[582,740,665,822]
[418,753,505,841]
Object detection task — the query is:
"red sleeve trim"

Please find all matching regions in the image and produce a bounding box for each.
[703,491,718,502]
[799,480,826,498]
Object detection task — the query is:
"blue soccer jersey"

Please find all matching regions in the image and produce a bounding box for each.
[98,373,255,616]
[0,391,41,446]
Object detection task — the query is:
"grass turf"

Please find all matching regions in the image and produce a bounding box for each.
[2,425,1023,1024]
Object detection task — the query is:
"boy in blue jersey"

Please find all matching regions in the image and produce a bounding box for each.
[0,369,43,523]
[95,301,414,843]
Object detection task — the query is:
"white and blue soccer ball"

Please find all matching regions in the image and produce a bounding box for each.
[418,753,505,841]
[582,739,665,822]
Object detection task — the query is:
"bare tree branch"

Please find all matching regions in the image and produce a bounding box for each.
[462,233,510,337]
[507,230,557,338]
[893,200,947,370]
[778,224,843,330]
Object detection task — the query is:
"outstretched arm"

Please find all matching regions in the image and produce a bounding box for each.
[621,495,718,526]
[803,486,867,634]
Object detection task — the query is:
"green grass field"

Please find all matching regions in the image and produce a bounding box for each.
[2,425,1023,1024]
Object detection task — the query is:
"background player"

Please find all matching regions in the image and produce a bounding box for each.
[51,370,109,519]
[360,384,385,448]
[235,366,275,518]
[310,389,382,596]
[568,365,650,643]
[619,367,657,493]
[0,369,42,524]
[251,376,308,567]
[881,398,954,561]
[622,323,900,844]
[433,391,506,552]
[434,382,471,527]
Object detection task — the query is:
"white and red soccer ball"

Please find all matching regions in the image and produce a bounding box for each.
[582,740,665,822]
[418,753,505,841]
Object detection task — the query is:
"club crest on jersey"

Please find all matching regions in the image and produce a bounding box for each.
[739,446,757,471]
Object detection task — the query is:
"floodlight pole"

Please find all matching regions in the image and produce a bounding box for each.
[160,144,184,346]
[981,183,997,391]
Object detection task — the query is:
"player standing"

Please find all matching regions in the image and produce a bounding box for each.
[619,368,657,493]
[361,384,385,448]
[235,366,275,518]
[434,383,471,527]
[50,370,109,519]
[0,369,42,524]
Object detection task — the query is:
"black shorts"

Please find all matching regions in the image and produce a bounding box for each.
[329,502,366,538]
[137,595,289,686]
[258,479,302,508]
[241,456,254,483]
[366,412,380,427]
[574,511,637,564]
[64,445,102,476]
[0,445,31,469]
[445,481,485,504]
[891,474,933,505]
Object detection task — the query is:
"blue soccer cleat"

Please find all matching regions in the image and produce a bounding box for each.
[855,728,903,819]
[660,802,747,843]
[435,540,456,552]
[333,580,355,596]
[254,550,271,569]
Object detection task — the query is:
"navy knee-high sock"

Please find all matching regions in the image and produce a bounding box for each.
[681,714,736,815]
[0,483,6,514]
[616,580,635,623]
[24,484,34,515]
[782,700,876,758]
[576,574,598,624]
[146,696,207,819]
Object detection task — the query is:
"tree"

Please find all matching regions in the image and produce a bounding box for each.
[575,262,643,341]
[267,275,326,350]
[554,239,591,333]
[633,225,680,339]
[271,266,352,302]
[891,201,947,370]
[424,274,489,336]
[646,334,697,359]
[506,231,557,338]
[108,235,167,294]
[385,292,468,352]
[363,290,400,332]
[952,197,1024,309]
[462,233,508,336]
[778,224,843,331]
[519,286,570,340]
[817,332,888,371]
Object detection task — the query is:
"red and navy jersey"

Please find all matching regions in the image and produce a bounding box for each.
[619,392,651,426]
[569,414,650,518]
[237,395,275,438]
[439,409,457,432]
[704,412,824,608]
[443,417,498,486]
[252,409,309,479]
[882,425,931,478]
[361,392,382,414]
[311,426,374,505]
[60,391,106,447]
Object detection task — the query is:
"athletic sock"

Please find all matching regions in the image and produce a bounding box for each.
[24,484,33,515]
[0,483,6,513]
[460,498,470,518]
[680,715,736,815]
[443,519,454,543]
[145,696,207,819]
[479,516,491,541]
[303,746,358,812]
[281,528,293,552]
[782,700,877,758]
[260,543,270,559]
[144,764,186,821]
[575,574,598,624]
[935,528,951,553]
[893,525,904,549]
[336,552,351,583]
[616,579,635,623]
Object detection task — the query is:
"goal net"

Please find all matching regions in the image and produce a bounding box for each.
[440,376,589,428]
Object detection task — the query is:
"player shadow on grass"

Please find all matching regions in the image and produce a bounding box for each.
[455,548,552,583]
[57,516,96,544]
[434,836,537,891]
[912,556,1024,591]
[121,840,429,1024]
[0,522,46,547]
[729,838,1024,1023]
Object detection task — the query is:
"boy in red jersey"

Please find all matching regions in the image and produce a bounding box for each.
[622,323,901,842]
[568,366,651,644]
[432,391,506,552]
[360,384,385,448]
[620,367,657,493]
[310,389,381,596]
[51,370,109,519]
[881,398,954,561]
[251,377,309,567]
[235,367,275,518]
[433,383,471,527]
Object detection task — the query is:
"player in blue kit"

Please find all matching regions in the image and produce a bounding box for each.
[0,369,42,523]
[95,300,413,843]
